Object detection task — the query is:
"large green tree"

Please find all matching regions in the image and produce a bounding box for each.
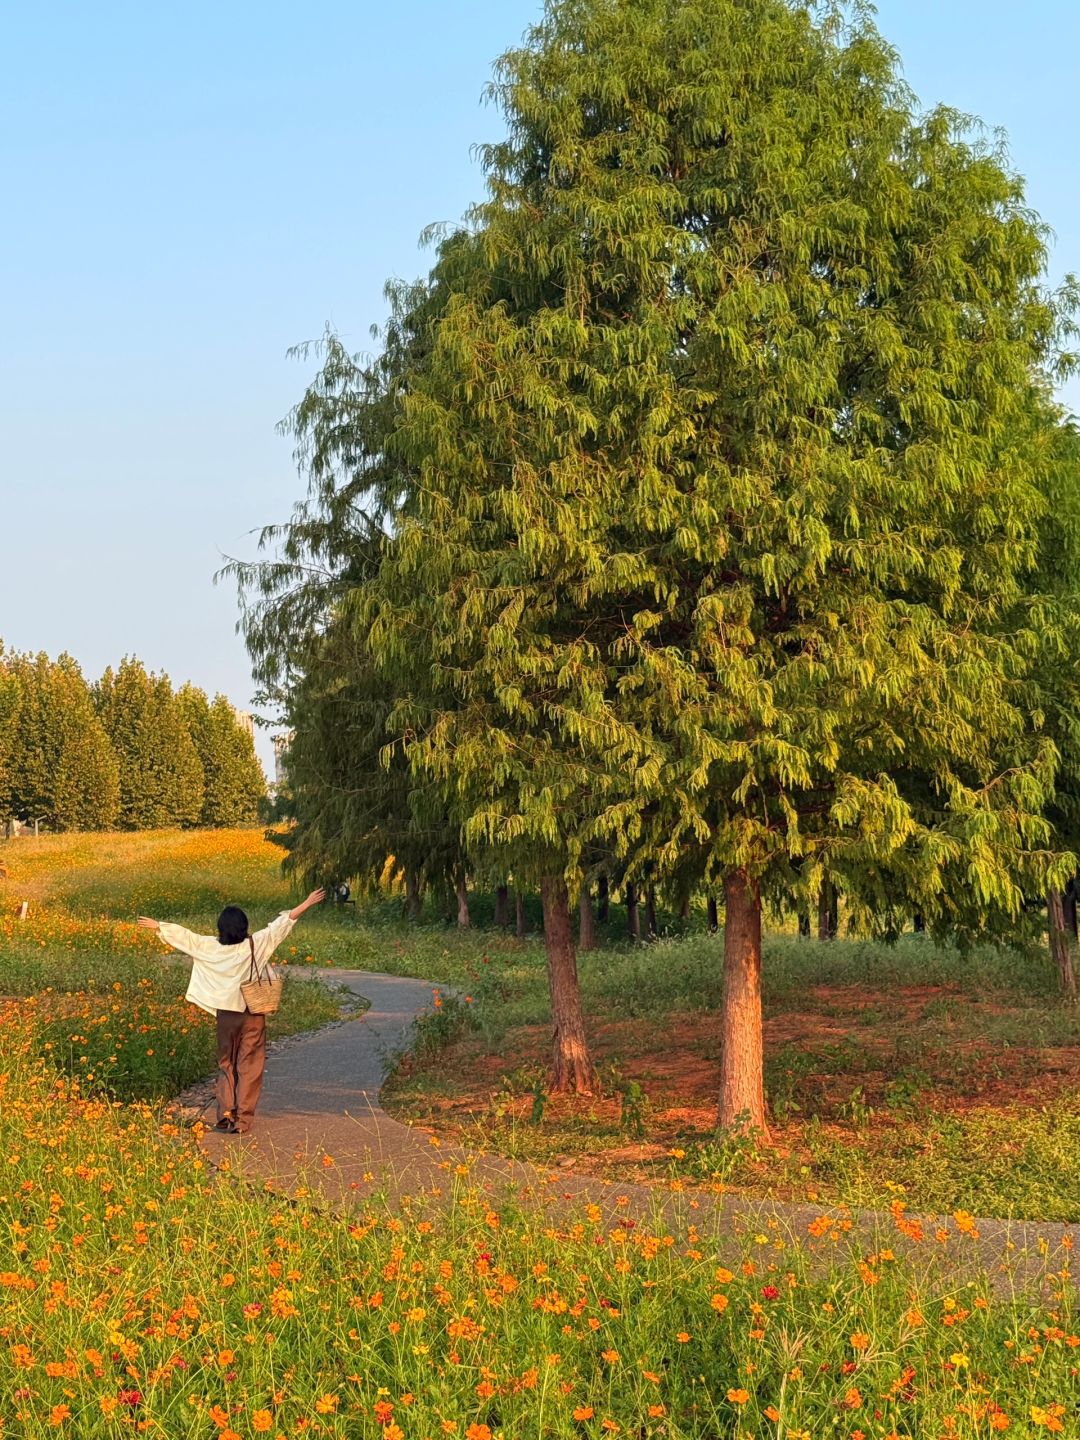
[1027,412,1080,997]
[96,659,204,829]
[360,0,1076,1118]
[3,651,120,830]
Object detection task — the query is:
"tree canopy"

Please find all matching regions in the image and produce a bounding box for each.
[237,0,1080,1120]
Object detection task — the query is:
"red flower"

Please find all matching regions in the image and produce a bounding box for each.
[761,1286,780,1300]
[119,1390,142,1408]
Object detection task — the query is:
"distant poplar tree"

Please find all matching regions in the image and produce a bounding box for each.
[96,659,203,829]
[3,651,120,830]
[177,685,265,826]
[0,648,21,820]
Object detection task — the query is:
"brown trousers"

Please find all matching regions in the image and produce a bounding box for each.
[216,1008,266,1132]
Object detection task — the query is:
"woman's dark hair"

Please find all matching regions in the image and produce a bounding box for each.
[217,905,250,945]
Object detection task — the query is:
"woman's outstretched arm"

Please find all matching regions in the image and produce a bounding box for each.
[138,915,218,961]
[289,889,326,921]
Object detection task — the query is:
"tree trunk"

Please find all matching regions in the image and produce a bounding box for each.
[1048,890,1079,1001]
[718,870,768,1134]
[404,867,422,922]
[1064,877,1078,940]
[515,891,527,938]
[541,874,597,1094]
[456,876,470,929]
[626,882,641,941]
[817,882,837,941]
[913,912,925,934]
[645,887,658,940]
[707,895,719,934]
[797,908,811,938]
[679,893,691,923]
[578,884,596,952]
[494,884,510,928]
[597,875,609,924]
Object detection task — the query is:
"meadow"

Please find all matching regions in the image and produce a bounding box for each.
[0,830,344,1099]
[5,829,1080,1216]
[0,828,1078,1437]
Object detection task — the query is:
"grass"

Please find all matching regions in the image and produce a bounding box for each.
[1,828,1079,1434]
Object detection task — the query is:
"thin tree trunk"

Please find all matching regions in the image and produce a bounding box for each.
[456,876,470,929]
[818,882,837,941]
[797,908,811,938]
[494,884,510,928]
[1064,877,1078,940]
[645,887,658,939]
[578,884,596,952]
[626,882,641,941]
[707,895,719,934]
[679,893,691,923]
[541,874,597,1094]
[597,875,609,924]
[718,870,768,1134]
[913,912,925,934]
[1048,890,1079,1001]
[515,891,526,938]
[404,867,422,922]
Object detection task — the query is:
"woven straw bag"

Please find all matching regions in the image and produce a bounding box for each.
[240,936,283,1016]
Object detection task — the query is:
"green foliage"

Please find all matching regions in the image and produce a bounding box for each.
[1,650,120,830]
[363,0,1076,932]
[178,685,266,826]
[0,650,20,819]
[95,659,204,829]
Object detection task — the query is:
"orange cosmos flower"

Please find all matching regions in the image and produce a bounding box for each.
[573,1406,595,1421]
[727,1390,749,1405]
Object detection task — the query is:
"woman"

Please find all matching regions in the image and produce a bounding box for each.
[138,888,326,1134]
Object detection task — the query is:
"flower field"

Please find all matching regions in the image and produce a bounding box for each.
[1,829,1079,1436]
[1,1021,1078,1440]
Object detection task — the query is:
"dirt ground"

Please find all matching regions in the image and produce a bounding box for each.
[386,981,1080,1177]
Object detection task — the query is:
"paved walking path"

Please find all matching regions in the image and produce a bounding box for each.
[183,968,1075,1289]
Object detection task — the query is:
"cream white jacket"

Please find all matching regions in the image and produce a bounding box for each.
[158,912,296,1015]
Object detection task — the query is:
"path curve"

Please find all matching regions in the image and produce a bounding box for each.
[189,968,1075,1287]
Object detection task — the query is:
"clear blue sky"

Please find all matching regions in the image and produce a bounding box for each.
[3,1,1077,770]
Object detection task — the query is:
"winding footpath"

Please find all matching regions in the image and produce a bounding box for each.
[180,968,1075,1289]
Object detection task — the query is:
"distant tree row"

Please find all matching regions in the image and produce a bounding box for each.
[0,649,265,831]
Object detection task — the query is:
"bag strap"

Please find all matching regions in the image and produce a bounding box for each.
[248,935,259,983]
